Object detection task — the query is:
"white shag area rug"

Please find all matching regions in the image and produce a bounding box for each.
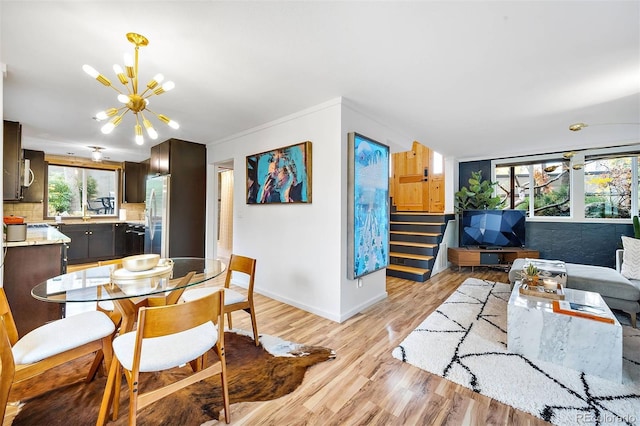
[392,278,640,426]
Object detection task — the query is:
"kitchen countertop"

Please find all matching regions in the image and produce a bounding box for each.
[46,219,146,226]
[3,224,71,248]
[3,220,146,248]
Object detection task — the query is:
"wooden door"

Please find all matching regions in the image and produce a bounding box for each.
[391,141,445,212]
[394,141,429,211]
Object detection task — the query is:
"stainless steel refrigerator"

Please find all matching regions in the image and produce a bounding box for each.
[144,175,170,258]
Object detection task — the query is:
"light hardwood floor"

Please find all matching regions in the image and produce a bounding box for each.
[222,267,548,425]
[3,266,548,425]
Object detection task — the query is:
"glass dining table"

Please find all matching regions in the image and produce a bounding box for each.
[32,257,226,333]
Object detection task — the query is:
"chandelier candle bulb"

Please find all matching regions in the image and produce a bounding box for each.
[82,64,99,78]
[158,114,179,129]
[124,53,134,77]
[143,119,158,139]
[83,65,111,87]
[95,108,118,121]
[135,124,144,145]
[113,64,128,84]
[146,73,164,90]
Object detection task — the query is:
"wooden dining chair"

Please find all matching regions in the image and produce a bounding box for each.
[87,261,196,379]
[96,289,230,425]
[181,254,259,345]
[0,288,116,398]
[0,317,16,422]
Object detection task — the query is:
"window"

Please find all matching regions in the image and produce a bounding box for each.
[494,159,570,217]
[492,146,640,221]
[47,165,118,218]
[583,155,635,218]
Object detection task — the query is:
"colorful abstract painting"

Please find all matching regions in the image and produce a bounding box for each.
[246,141,312,204]
[347,132,390,279]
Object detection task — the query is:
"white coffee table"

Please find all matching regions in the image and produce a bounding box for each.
[507,282,622,382]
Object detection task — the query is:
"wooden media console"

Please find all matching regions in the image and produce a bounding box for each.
[448,246,539,272]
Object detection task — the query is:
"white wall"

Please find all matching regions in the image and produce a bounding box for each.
[339,100,412,319]
[208,98,344,321]
[206,97,414,322]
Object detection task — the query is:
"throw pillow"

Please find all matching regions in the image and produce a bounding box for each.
[621,236,640,280]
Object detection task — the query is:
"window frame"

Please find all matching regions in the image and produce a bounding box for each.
[491,144,640,223]
[44,158,121,220]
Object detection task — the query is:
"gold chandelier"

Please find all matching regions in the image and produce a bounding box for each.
[83,32,179,145]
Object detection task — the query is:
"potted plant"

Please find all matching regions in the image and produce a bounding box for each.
[454,170,501,212]
[523,263,539,285]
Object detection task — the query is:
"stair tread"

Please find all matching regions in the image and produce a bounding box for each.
[390,221,445,226]
[390,241,437,248]
[390,231,441,237]
[387,264,430,274]
[392,211,445,216]
[390,252,434,261]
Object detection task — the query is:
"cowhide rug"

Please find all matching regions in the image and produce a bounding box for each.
[9,330,335,425]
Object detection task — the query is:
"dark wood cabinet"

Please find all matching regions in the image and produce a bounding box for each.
[114,222,127,256]
[63,224,90,262]
[149,141,170,176]
[22,149,46,203]
[63,223,115,264]
[148,138,206,257]
[4,244,65,336]
[123,161,148,203]
[3,120,22,201]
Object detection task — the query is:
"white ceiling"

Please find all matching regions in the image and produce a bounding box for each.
[2,1,639,163]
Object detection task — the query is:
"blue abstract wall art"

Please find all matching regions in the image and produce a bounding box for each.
[347,132,390,279]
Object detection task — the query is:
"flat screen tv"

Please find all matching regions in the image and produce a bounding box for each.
[460,209,526,248]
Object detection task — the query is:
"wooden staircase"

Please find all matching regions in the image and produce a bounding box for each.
[387,211,454,282]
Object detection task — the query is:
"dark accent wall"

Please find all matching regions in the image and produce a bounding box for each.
[458,160,633,268]
[526,222,633,268]
[459,160,491,189]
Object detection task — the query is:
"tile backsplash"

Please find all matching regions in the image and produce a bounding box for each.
[3,202,44,222]
[3,202,146,222]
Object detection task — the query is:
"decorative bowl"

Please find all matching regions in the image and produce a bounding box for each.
[122,254,160,272]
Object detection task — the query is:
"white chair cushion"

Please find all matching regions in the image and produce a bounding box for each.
[12,310,115,365]
[181,287,246,305]
[112,321,217,372]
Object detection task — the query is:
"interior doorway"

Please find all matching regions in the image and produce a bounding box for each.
[217,162,234,263]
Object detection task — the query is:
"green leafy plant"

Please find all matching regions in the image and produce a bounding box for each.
[524,263,539,277]
[48,176,73,214]
[633,215,640,238]
[455,170,501,211]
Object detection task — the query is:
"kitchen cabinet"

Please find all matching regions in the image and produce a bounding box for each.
[63,223,115,264]
[3,120,22,201]
[22,149,46,203]
[149,141,170,176]
[114,222,127,256]
[4,244,65,336]
[123,161,148,203]
[148,138,206,257]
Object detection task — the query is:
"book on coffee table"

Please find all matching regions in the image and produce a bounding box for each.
[551,300,615,324]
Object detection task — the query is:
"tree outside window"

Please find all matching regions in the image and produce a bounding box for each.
[584,157,632,218]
